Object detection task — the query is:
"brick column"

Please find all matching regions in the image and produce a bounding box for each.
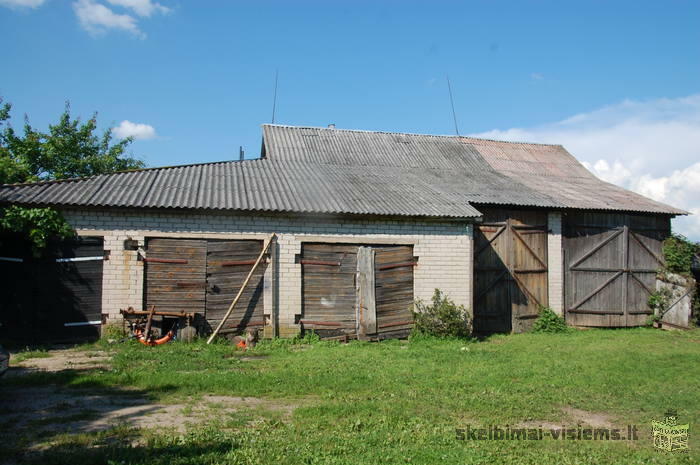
[276,234,302,337]
[465,223,474,318]
[99,233,144,321]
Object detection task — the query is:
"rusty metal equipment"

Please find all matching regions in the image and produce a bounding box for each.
[120,306,197,345]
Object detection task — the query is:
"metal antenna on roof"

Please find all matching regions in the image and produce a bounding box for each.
[271,69,279,124]
[446,74,460,136]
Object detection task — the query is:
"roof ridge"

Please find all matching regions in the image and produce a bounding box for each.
[262,123,563,148]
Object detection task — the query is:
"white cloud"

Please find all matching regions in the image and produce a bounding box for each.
[580,159,633,187]
[632,163,700,239]
[0,0,46,8]
[73,0,144,38]
[72,0,170,38]
[471,94,700,240]
[112,120,157,140]
[106,0,170,17]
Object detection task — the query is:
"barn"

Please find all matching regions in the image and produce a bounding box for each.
[0,124,685,342]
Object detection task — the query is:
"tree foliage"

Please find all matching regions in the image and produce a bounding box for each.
[0,205,74,251]
[0,97,145,252]
[662,234,699,275]
[0,98,144,183]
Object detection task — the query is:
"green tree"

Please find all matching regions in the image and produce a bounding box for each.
[0,98,145,251]
[1,98,143,183]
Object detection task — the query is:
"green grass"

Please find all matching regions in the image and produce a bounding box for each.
[2,328,699,464]
[9,347,51,364]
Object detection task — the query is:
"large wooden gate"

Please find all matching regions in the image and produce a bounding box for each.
[0,236,105,343]
[474,209,548,333]
[300,243,415,339]
[564,213,670,327]
[144,238,265,334]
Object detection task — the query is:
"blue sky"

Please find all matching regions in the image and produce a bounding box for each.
[2,1,699,237]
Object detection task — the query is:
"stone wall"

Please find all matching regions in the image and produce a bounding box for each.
[656,273,695,329]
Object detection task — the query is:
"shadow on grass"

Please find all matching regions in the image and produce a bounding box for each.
[0,367,188,464]
[4,429,241,465]
[2,365,175,394]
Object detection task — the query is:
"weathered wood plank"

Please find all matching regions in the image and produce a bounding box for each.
[146,238,207,315]
[356,247,377,338]
[301,243,358,335]
[205,239,266,334]
[374,246,414,336]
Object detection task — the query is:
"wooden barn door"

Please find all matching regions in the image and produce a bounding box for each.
[474,209,548,333]
[145,239,208,314]
[300,244,359,336]
[205,240,265,333]
[145,238,266,334]
[47,237,106,341]
[300,243,415,339]
[374,245,415,339]
[0,236,105,343]
[564,213,669,327]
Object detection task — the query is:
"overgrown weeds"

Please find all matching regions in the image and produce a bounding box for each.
[412,289,471,339]
[532,306,569,333]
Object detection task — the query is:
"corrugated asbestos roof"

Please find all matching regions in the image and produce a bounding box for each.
[263,125,686,215]
[0,159,482,218]
[0,124,685,218]
[459,137,684,212]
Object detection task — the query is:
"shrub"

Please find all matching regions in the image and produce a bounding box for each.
[647,287,674,322]
[412,289,471,338]
[294,330,322,345]
[532,306,569,333]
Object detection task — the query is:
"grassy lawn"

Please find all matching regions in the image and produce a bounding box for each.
[9,348,51,364]
[2,328,699,464]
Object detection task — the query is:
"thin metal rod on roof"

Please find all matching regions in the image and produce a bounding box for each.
[271,69,279,124]
[446,74,460,136]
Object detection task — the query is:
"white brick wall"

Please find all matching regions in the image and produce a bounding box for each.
[62,208,474,335]
[547,212,564,315]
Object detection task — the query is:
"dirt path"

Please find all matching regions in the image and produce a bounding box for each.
[2,348,298,438]
[8,348,111,375]
[1,387,294,434]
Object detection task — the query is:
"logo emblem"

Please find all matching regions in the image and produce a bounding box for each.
[652,410,689,452]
